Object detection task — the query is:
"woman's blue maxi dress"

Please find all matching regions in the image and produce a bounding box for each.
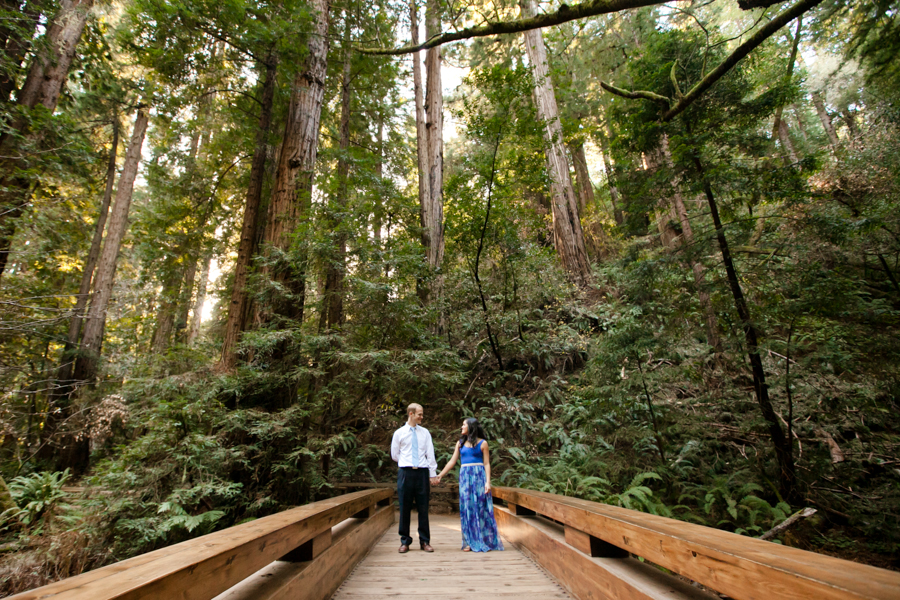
[458,440,504,552]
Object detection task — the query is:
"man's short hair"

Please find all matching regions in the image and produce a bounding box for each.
[407,403,423,415]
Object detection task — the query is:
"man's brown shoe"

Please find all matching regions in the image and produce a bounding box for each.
[399,544,409,554]
[420,543,434,552]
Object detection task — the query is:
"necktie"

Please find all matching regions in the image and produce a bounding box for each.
[410,427,419,467]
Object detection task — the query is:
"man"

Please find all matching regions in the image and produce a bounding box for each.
[390,403,438,553]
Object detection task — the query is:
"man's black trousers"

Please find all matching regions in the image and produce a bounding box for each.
[397,467,430,546]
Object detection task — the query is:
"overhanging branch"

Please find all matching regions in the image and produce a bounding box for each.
[662,0,823,121]
[358,0,666,55]
[599,81,670,104]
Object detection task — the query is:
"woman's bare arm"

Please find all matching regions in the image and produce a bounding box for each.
[482,441,492,493]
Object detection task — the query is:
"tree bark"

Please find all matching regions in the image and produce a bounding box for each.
[73,108,149,383]
[261,0,331,323]
[56,118,119,391]
[790,105,808,141]
[410,0,429,240]
[0,0,42,103]
[646,146,679,248]
[174,259,198,343]
[373,111,384,244]
[151,270,181,354]
[568,141,595,215]
[659,134,720,352]
[690,144,795,501]
[420,0,445,306]
[772,16,801,164]
[320,20,352,332]
[811,91,839,150]
[521,0,591,284]
[187,252,212,344]
[777,119,800,165]
[598,127,624,226]
[220,56,278,369]
[842,109,859,138]
[362,0,667,55]
[0,0,95,280]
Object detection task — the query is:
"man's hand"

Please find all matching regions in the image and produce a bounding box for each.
[431,477,441,486]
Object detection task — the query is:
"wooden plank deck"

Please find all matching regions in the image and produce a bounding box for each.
[331,512,571,600]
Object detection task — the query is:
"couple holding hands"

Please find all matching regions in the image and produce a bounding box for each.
[389,403,504,554]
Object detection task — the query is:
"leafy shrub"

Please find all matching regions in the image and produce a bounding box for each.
[4,470,71,530]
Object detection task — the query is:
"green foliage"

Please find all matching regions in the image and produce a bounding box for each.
[4,470,71,529]
[2,0,900,590]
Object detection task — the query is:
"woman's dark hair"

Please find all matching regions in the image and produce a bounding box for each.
[460,418,487,447]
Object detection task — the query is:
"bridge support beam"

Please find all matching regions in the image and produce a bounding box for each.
[217,503,394,600]
[564,525,629,558]
[495,506,717,600]
[283,528,332,561]
[508,502,535,516]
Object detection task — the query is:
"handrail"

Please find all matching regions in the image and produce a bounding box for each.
[493,486,900,600]
[10,488,392,600]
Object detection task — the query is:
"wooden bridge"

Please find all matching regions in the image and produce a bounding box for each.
[9,487,900,600]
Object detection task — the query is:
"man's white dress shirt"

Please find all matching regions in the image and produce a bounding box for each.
[391,423,438,477]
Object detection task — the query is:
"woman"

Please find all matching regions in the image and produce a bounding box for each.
[436,418,504,552]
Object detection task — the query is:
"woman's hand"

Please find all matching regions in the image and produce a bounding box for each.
[484,482,491,495]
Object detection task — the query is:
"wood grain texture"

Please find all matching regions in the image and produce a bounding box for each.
[496,507,718,600]
[493,487,900,600]
[564,525,627,558]
[216,504,395,600]
[332,513,570,600]
[9,489,391,600]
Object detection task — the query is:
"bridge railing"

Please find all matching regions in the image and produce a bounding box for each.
[10,488,393,600]
[492,486,900,600]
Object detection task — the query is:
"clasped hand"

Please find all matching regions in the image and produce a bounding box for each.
[430,477,441,485]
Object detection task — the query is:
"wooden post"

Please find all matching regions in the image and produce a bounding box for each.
[565,525,629,558]
[282,528,332,562]
[508,502,536,516]
[352,505,376,519]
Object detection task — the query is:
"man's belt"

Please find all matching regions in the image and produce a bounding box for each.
[400,466,423,469]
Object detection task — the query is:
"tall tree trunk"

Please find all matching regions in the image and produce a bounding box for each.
[777,119,800,165]
[521,0,591,284]
[151,270,181,353]
[568,141,595,215]
[373,111,384,244]
[320,20,352,332]
[187,253,212,344]
[598,127,624,226]
[174,260,198,343]
[0,0,95,281]
[659,135,720,352]
[410,0,429,240]
[690,142,795,501]
[811,91,840,150]
[73,108,149,383]
[791,104,808,142]
[842,109,859,138]
[646,146,680,248]
[772,17,801,165]
[261,0,331,323]
[56,118,119,392]
[220,56,278,369]
[419,0,445,306]
[0,0,42,103]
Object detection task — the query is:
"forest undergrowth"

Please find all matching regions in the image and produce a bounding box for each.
[2,0,900,594]
[2,213,898,594]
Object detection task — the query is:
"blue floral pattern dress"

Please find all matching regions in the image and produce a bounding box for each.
[458,440,504,552]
